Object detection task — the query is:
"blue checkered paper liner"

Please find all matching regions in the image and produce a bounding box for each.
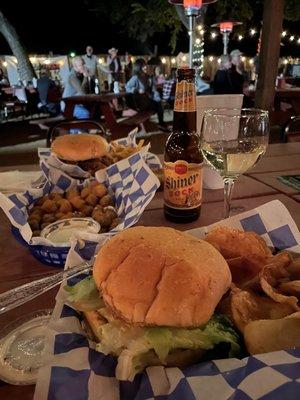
[0,152,159,247]
[34,200,300,400]
[38,129,162,180]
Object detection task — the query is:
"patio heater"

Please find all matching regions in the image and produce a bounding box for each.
[211,21,242,55]
[169,0,217,68]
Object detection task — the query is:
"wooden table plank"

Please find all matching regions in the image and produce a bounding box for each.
[247,170,300,196]
[247,154,300,174]
[141,194,300,231]
[265,143,300,157]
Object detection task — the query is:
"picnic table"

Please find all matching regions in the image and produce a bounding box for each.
[62,93,155,138]
[0,142,300,399]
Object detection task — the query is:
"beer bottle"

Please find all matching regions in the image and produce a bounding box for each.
[164,68,203,223]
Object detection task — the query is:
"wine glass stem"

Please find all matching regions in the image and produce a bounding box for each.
[223,178,235,219]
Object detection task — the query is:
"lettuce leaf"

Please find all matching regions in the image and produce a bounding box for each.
[96,314,241,381]
[64,276,103,311]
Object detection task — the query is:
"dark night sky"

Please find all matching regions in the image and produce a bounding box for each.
[0,0,299,57]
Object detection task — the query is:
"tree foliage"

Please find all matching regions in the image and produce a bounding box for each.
[85,0,182,53]
[86,0,300,52]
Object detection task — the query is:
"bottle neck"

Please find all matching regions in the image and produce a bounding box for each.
[173,77,196,133]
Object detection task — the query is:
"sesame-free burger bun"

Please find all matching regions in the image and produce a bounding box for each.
[93,226,231,328]
[51,134,109,161]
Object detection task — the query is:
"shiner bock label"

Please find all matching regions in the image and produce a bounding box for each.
[164,160,203,210]
[174,80,196,112]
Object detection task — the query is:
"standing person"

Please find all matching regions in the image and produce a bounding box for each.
[62,56,91,119]
[82,45,98,93]
[107,48,122,90]
[125,58,167,131]
[213,55,235,94]
[124,52,133,82]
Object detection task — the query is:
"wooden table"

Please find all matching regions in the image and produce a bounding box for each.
[0,143,299,400]
[62,93,156,139]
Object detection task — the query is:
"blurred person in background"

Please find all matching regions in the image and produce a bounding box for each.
[124,52,133,81]
[82,45,98,92]
[125,58,167,131]
[193,62,212,95]
[37,67,61,116]
[162,68,176,107]
[107,48,122,90]
[213,55,234,94]
[62,56,91,119]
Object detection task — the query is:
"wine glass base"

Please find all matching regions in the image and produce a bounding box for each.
[229,206,246,215]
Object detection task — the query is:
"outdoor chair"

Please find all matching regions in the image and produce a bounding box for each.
[282,116,300,143]
[46,119,107,147]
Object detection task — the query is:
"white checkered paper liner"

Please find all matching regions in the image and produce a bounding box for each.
[38,128,162,181]
[34,200,300,400]
[0,152,159,247]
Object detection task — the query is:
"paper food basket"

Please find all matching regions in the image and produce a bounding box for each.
[38,128,162,182]
[34,200,300,400]
[0,152,160,267]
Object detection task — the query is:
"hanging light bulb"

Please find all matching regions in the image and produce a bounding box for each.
[161,57,167,64]
[249,59,254,65]
[171,58,176,64]
[297,38,300,44]
[283,59,288,65]
[289,36,295,42]
[281,31,287,37]
[250,29,256,36]
[209,56,214,62]
[241,56,246,62]
[238,35,243,41]
[211,32,217,39]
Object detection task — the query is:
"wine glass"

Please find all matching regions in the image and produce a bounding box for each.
[201,108,269,219]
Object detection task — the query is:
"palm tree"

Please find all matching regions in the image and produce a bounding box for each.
[0,9,35,81]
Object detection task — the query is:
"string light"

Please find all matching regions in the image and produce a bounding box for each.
[249,59,254,65]
[217,58,221,64]
[171,57,176,64]
[282,31,287,37]
[197,24,203,31]
[241,56,246,62]
[238,35,243,41]
[200,29,205,35]
[182,55,187,61]
[3,61,8,67]
[298,38,300,44]
[195,38,201,44]
[70,52,76,58]
[250,28,256,36]
[131,57,135,62]
[211,32,217,39]
[283,59,288,65]
[98,57,104,64]
[209,56,214,62]
[161,57,166,64]
[289,35,295,41]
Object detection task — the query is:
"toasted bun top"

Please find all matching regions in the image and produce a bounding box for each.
[51,134,109,161]
[93,226,231,328]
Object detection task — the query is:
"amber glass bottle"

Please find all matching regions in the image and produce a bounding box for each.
[164,68,203,223]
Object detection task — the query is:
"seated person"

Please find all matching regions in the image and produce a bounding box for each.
[62,56,91,119]
[37,68,61,116]
[125,58,168,131]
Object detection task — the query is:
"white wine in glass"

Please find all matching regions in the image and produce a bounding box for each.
[201,109,269,218]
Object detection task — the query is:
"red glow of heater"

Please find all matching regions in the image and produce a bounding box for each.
[183,0,203,9]
[220,21,233,32]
